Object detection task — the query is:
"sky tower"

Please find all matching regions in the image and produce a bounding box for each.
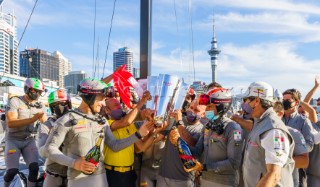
[207,21,221,83]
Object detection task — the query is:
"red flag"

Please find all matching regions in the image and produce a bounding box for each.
[113,65,134,108]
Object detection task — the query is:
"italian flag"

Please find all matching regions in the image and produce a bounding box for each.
[234,131,241,141]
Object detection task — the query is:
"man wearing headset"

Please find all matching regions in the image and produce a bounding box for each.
[3,78,48,187]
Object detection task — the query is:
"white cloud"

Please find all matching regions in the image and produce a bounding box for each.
[194,12,320,42]
[3,0,320,99]
[197,0,320,15]
[148,41,320,97]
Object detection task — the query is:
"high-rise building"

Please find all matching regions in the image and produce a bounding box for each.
[133,67,140,79]
[0,11,19,76]
[113,47,133,73]
[207,22,221,83]
[64,71,87,94]
[53,51,71,87]
[20,49,59,83]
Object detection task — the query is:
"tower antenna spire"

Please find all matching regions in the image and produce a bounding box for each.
[207,12,221,82]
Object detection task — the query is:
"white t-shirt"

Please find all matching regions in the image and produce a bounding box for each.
[260,129,290,167]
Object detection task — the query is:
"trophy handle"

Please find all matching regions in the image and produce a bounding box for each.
[183,159,203,173]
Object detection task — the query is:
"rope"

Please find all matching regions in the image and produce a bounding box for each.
[92,0,97,77]
[18,0,39,48]
[188,0,196,82]
[102,0,117,78]
[173,0,183,77]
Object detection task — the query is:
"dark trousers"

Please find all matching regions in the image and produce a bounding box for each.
[299,168,307,187]
[106,169,137,187]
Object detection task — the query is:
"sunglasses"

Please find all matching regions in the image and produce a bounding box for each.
[247,96,256,102]
[78,87,108,95]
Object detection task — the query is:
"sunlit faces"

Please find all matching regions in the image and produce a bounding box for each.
[188,100,206,118]
[282,94,298,111]
[29,88,43,94]
[92,94,106,113]
[51,101,68,108]
[105,98,122,114]
[247,96,259,118]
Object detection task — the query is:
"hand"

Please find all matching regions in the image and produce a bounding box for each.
[140,108,154,121]
[185,95,192,103]
[173,109,182,121]
[315,75,320,88]
[138,120,154,137]
[155,121,168,133]
[169,128,180,146]
[141,91,152,103]
[32,112,44,121]
[231,114,240,121]
[73,157,96,173]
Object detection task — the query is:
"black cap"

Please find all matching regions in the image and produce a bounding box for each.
[317,97,320,101]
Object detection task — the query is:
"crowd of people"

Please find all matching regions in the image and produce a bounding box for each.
[2,74,320,187]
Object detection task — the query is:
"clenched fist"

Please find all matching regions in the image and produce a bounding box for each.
[169,128,180,146]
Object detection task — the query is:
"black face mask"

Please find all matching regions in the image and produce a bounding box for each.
[186,110,201,123]
[110,109,126,120]
[283,100,294,110]
[28,92,41,101]
[54,104,69,118]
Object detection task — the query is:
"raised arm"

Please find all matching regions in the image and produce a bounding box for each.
[104,120,153,152]
[110,91,151,131]
[304,75,320,103]
[300,101,317,123]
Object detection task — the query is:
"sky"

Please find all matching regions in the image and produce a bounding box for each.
[2,0,320,98]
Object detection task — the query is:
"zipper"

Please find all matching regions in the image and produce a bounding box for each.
[90,120,93,148]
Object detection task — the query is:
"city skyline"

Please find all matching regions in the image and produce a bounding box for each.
[1,0,320,96]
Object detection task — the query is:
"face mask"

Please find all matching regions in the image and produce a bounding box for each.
[241,103,253,114]
[186,110,201,123]
[243,113,251,120]
[283,100,294,110]
[28,92,41,100]
[54,104,69,118]
[110,109,126,120]
[205,111,219,121]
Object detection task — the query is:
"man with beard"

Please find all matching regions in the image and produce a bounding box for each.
[157,100,205,187]
[3,78,48,187]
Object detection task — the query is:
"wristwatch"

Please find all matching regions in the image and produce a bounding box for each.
[177,120,185,127]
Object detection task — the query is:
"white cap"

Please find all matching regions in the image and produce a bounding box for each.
[241,81,274,102]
